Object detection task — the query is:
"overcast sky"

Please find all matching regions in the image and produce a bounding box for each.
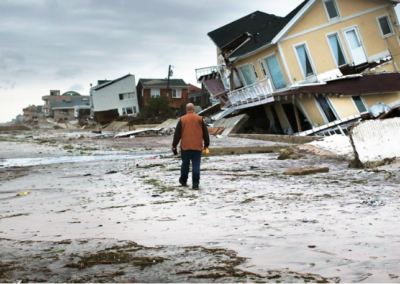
[1,0,399,123]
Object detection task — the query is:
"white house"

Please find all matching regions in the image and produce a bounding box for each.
[90,74,139,122]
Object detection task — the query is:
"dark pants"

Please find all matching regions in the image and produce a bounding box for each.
[180,150,202,185]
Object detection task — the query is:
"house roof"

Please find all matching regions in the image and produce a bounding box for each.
[218,0,400,59]
[273,73,400,97]
[188,84,202,92]
[50,97,91,109]
[92,74,133,91]
[138,78,188,88]
[228,0,310,58]
[207,11,282,50]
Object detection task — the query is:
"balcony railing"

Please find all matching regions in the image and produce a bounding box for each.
[227,79,273,107]
[195,66,219,82]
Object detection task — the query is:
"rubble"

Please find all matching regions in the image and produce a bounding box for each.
[349,117,400,168]
[277,147,305,160]
[284,167,330,175]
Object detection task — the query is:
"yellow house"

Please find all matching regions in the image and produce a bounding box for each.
[197,0,400,136]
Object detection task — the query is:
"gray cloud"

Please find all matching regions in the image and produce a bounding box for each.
[55,67,81,79]
[0,0,305,122]
[0,51,26,70]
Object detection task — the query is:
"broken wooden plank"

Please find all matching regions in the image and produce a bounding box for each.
[284,167,329,175]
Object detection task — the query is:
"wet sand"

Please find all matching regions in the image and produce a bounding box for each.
[1,131,399,283]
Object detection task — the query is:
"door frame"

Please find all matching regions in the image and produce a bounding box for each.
[261,52,288,91]
[341,25,368,66]
[236,63,258,86]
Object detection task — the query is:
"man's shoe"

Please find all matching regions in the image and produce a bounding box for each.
[179,177,187,186]
[192,184,199,190]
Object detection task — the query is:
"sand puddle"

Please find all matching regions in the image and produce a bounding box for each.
[0,152,171,168]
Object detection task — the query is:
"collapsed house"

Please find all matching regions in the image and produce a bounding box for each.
[196,0,400,136]
[90,74,140,123]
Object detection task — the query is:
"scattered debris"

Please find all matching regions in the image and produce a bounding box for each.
[349,118,400,168]
[278,147,305,160]
[300,219,318,223]
[16,190,30,196]
[284,167,329,175]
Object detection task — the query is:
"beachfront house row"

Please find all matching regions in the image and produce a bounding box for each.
[90,74,139,123]
[136,79,189,109]
[196,0,400,136]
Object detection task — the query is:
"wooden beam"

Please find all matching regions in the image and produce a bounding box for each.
[293,105,302,133]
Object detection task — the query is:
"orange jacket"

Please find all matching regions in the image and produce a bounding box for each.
[172,113,210,151]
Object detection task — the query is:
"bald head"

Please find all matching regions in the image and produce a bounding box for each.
[186,103,195,113]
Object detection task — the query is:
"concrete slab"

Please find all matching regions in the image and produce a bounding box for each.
[213,114,249,136]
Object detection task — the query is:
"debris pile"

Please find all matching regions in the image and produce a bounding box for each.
[277,147,305,160]
[349,117,400,168]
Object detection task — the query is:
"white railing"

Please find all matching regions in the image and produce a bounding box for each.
[195,66,219,82]
[228,79,274,107]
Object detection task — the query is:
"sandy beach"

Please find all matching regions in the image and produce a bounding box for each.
[1,130,399,283]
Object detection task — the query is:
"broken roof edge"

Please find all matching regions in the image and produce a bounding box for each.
[228,0,314,61]
[92,74,134,91]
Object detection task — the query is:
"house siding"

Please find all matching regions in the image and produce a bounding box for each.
[53,109,75,121]
[362,92,400,107]
[329,96,358,117]
[280,6,396,82]
[233,45,290,90]
[142,88,189,108]
[91,75,139,114]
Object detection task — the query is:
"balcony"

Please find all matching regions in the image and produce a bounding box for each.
[195,66,219,82]
[227,79,274,108]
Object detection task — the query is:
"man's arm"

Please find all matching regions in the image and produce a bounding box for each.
[172,119,182,149]
[202,119,210,148]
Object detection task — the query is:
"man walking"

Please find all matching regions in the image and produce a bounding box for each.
[172,103,210,190]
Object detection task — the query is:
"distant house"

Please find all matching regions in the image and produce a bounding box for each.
[90,74,139,123]
[42,90,90,120]
[50,96,91,121]
[188,84,212,108]
[136,79,189,109]
[22,105,44,122]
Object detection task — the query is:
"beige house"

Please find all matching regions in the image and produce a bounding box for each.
[42,90,90,120]
[197,0,400,135]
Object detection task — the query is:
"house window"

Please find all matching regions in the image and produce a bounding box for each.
[119,92,135,100]
[295,44,316,78]
[327,33,346,66]
[172,89,182,98]
[324,0,340,20]
[315,95,338,123]
[123,106,137,115]
[238,64,256,86]
[351,96,367,113]
[150,89,160,98]
[377,15,394,38]
[264,55,287,90]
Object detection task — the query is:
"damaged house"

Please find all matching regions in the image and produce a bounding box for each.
[90,74,139,123]
[197,0,400,136]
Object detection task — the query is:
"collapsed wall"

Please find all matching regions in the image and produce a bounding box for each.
[349,117,400,168]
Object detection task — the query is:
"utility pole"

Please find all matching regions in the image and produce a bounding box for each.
[166,65,172,96]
